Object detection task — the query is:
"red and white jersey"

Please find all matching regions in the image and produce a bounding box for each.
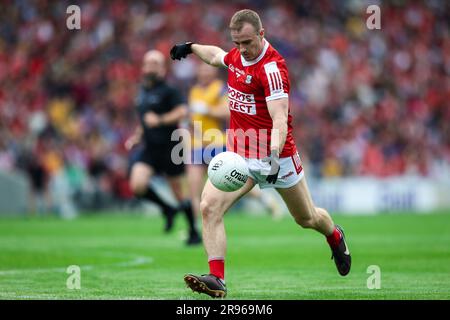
[221,39,297,159]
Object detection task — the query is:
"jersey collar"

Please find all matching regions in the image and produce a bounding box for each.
[240,39,269,67]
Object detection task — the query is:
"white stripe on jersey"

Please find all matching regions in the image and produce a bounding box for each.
[264,62,283,95]
[275,72,282,91]
[269,73,276,91]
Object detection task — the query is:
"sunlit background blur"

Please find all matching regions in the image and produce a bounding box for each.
[0,0,449,217]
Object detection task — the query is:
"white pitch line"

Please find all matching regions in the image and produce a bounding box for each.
[0,255,153,276]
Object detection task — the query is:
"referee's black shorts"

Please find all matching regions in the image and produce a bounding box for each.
[132,142,185,177]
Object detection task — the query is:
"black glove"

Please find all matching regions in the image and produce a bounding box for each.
[262,150,281,184]
[170,42,193,60]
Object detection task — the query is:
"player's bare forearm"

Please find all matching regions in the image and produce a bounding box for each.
[267,98,289,155]
[143,105,187,128]
[271,118,287,155]
[160,105,188,125]
[191,44,227,68]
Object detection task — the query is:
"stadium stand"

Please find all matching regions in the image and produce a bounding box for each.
[0,0,448,213]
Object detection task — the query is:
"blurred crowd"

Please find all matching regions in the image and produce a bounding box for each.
[0,0,449,213]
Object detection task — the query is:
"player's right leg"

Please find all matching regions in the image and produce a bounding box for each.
[184,177,255,298]
[129,162,177,232]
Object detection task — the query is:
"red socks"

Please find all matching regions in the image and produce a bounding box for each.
[208,258,225,280]
[326,227,342,248]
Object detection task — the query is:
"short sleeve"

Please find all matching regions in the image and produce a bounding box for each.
[222,52,230,68]
[260,60,290,102]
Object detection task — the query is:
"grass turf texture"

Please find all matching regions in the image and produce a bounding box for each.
[0,212,449,300]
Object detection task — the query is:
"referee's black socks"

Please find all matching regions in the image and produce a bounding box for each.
[179,199,199,236]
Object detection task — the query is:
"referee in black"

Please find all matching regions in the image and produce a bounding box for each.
[125,50,201,245]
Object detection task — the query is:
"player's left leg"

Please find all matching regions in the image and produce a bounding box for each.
[276,177,351,276]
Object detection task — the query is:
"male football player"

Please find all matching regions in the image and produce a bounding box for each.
[171,9,351,297]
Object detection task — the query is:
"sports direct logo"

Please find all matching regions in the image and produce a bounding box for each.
[228,85,256,115]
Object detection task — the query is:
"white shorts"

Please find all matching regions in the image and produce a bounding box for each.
[245,152,304,189]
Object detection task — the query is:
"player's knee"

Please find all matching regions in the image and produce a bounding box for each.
[200,198,223,222]
[199,199,213,217]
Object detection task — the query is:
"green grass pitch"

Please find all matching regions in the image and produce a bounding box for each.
[0,211,449,299]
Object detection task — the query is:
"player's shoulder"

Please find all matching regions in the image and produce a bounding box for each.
[261,43,287,68]
[254,51,288,84]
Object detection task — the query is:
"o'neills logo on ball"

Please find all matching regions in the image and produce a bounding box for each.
[230,169,247,183]
[228,85,256,115]
[211,160,223,171]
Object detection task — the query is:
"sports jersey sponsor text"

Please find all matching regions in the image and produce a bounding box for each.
[228,85,256,115]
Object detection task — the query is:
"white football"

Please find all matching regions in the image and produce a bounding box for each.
[207,151,249,192]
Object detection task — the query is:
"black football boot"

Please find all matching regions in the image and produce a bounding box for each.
[184,273,227,298]
[331,225,351,276]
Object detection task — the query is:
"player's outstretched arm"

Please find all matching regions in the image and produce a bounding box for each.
[170,42,226,68]
[191,44,227,68]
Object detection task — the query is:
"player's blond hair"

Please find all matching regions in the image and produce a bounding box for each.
[229,9,262,33]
